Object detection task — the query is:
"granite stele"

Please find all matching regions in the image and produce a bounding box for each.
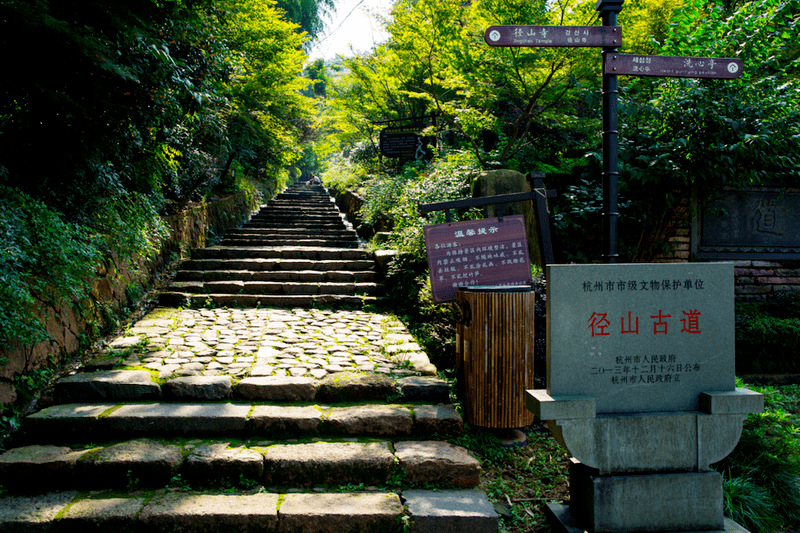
[528,263,763,533]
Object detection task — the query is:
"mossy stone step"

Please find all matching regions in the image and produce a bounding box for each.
[23,402,463,442]
[166,280,380,296]
[54,372,449,404]
[158,292,387,309]
[180,258,376,271]
[191,247,372,261]
[174,269,376,283]
[0,439,480,492]
[0,489,498,532]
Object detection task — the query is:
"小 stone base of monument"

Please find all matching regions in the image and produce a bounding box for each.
[544,502,750,533]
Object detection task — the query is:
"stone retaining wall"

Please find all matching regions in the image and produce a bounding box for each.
[733,261,800,302]
[654,223,800,301]
[0,192,261,409]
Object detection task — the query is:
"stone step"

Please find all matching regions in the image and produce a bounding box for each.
[175,269,376,283]
[0,439,479,491]
[250,214,344,223]
[22,402,463,443]
[227,228,357,238]
[166,280,381,296]
[53,372,448,405]
[191,246,372,261]
[264,202,337,210]
[221,237,359,248]
[180,258,377,272]
[158,292,387,308]
[0,489,498,532]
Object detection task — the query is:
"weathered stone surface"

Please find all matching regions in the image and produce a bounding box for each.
[278,492,403,533]
[77,439,182,488]
[24,404,117,442]
[327,405,413,437]
[184,443,264,484]
[262,442,393,486]
[54,370,161,403]
[105,403,251,436]
[585,471,724,532]
[139,492,280,532]
[394,441,480,488]
[0,445,87,491]
[162,376,232,401]
[403,489,498,533]
[235,376,315,401]
[413,405,463,437]
[0,491,76,528]
[316,372,394,402]
[59,496,145,530]
[398,376,450,403]
[248,405,321,437]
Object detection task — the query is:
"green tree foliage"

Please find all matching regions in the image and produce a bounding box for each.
[276,0,334,42]
[0,0,316,345]
[615,0,800,261]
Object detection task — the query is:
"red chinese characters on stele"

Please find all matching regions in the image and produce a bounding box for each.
[588,310,702,337]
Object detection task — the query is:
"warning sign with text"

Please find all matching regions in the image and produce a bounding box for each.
[424,215,533,303]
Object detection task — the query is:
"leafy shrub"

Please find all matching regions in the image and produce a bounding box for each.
[736,316,800,374]
[0,187,102,346]
[715,384,800,532]
[764,291,800,320]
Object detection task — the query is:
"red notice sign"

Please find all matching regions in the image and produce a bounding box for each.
[424,215,533,303]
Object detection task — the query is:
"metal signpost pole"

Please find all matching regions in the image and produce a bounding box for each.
[597,0,624,264]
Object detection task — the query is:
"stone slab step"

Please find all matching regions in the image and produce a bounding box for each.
[228,228,357,237]
[180,258,377,271]
[221,238,359,248]
[175,269,376,283]
[54,372,449,405]
[249,214,344,222]
[191,246,372,261]
[166,280,381,296]
[242,223,350,232]
[0,440,479,491]
[158,292,387,308]
[23,402,463,442]
[0,489,496,532]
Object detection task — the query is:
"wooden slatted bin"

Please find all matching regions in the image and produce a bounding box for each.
[456,286,536,428]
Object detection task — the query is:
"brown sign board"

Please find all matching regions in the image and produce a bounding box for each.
[605,53,744,79]
[424,215,533,303]
[484,25,621,48]
[379,131,422,159]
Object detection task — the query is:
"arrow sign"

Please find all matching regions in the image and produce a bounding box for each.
[605,53,744,79]
[485,25,621,48]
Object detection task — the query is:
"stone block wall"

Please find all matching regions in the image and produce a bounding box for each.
[653,215,800,301]
[733,261,800,302]
[0,192,260,409]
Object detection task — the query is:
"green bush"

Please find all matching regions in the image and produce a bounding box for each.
[0,187,102,346]
[764,291,800,320]
[736,316,800,374]
[715,384,800,532]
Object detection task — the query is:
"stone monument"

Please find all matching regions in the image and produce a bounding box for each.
[528,262,763,533]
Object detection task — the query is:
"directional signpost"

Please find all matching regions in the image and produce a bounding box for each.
[484,0,743,263]
[606,53,744,79]
[484,25,620,48]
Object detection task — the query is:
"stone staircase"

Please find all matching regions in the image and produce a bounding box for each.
[160,182,382,308]
[0,307,498,530]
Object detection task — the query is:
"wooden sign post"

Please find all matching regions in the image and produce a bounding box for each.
[484,0,743,263]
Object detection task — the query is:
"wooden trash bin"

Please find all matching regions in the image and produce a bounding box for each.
[456,286,536,428]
